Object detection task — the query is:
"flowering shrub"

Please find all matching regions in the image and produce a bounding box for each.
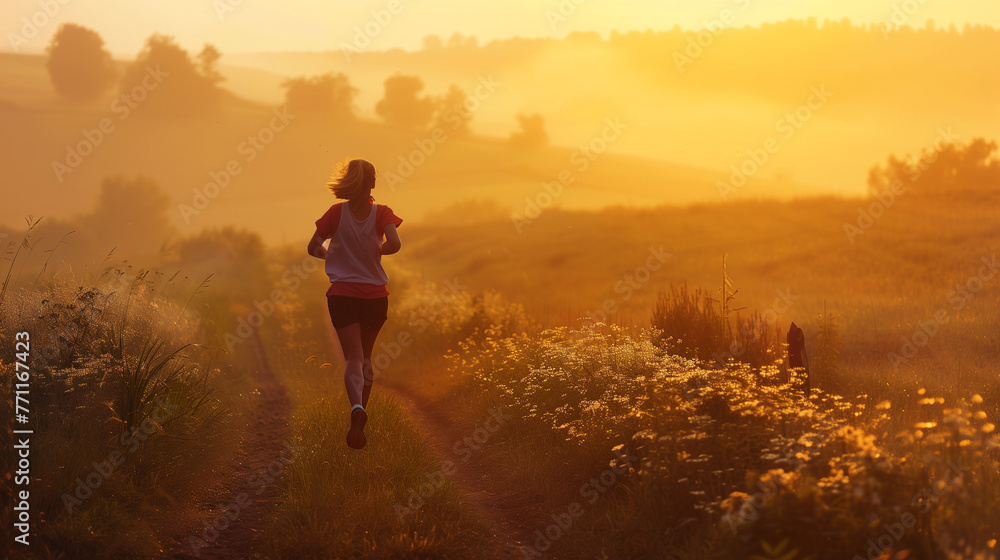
[446,320,1000,559]
[0,270,225,558]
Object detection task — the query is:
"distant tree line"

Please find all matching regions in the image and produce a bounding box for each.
[281,70,548,148]
[46,23,550,147]
[868,137,1000,195]
[46,23,224,116]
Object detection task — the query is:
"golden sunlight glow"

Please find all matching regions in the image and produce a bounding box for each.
[2,0,998,55]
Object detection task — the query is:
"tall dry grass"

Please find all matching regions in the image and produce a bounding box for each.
[249,249,501,559]
[0,234,235,558]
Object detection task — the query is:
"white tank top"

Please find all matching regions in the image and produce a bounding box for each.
[325,203,389,286]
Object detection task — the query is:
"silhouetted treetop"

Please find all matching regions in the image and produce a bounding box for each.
[868,137,1000,195]
[282,73,357,119]
[375,74,436,130]
[433,84,473,138]
[197,44,225,85]
[46,24,116,101]
[509,113,549,151]
[81,176,178,257]
[119,34,223,116]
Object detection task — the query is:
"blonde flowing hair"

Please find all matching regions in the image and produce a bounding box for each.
[327,158,376,202]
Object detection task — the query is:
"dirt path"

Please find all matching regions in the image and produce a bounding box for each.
[385,387,542,559]
[171,329,291,560]
[323,320,542,559]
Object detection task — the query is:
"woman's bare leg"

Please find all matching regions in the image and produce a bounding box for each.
[360,324,382,407]
[335,323,364,407]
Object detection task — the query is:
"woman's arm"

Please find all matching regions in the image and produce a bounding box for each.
[380,224,401,255]
[307,229,328,259]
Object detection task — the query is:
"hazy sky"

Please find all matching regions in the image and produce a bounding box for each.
[3,0,997,56]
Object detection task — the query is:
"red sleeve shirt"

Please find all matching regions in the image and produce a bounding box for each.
[314,202,344,240]
[376,204,403,236]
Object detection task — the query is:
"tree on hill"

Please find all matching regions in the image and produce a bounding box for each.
[119,35,223,116]
[421,33,477,51]
[433,84,473,138]
[509,113,549,150]
[80,176,178,257]
[164,226,269,300]
[375,74,436,130]
[446,33,478,49]
[196,44,225,86]
[172,226,264,266]
[423,35,444,50]
[282,73,357,120]
[46,24,117,101]
[867,137,1000,195]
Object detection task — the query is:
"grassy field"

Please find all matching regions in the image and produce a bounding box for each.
[4,184,997,558]
[396,188,1000,400]
[246,254,501,559]
[3,22,999,558]
[366,245,1000,559]
[4,156,998,558]
[0,245,250,558]
[0,233,505,559]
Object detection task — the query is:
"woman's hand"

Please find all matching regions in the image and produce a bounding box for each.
[307,229,328,259]
[380,224,401,255]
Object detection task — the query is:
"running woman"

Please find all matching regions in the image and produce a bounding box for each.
[307,158,402,449]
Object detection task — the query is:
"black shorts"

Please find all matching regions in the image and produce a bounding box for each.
[327,295,388,331]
